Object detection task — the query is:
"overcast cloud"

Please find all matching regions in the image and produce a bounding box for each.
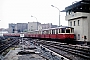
[0,0,80,28]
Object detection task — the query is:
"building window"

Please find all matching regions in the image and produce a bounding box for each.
[78,34,80,40]
[78,20,80,26]
[74,21,75,26]
[70,21,72,26]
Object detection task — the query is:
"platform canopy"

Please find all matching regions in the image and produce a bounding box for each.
[61,0,90,13]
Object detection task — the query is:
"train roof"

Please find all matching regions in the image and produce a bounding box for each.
[42,26,74,31]
[50,26,73,29]
[30,26,74,32]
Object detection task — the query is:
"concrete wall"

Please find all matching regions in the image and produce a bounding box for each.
[65,12,89,20]
[67,12,90,41]
[87,14,90,41]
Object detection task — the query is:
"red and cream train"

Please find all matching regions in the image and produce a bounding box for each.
[3,26,75,41]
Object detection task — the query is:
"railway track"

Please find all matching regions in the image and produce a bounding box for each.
[35,40,90,60]
[0,38,19,54]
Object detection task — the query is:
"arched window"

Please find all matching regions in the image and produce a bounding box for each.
[78,20,80,26]
[74,21,76,26]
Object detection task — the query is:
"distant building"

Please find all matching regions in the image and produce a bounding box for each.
[8,22,57,33]
[28,22,41,32]
[62,1,90,41]
[42,23,51,29]
[28,22,58,32]
[0,28,8,34]
[8,23,28,33]
[8,23,16,33]
[16,23,28,33]
[42,23,57,29]
[38,23,42,30]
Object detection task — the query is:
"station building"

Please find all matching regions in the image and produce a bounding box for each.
[62,0,90,42]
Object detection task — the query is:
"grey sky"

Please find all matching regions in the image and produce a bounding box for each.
[0,0,80,28]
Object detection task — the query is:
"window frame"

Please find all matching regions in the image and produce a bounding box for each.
[61,28,65,33]
[66,29,70,33]
[78,20,80,26]
[71,28,74,33]
[52,29,55,34]
[74,21,76,26]
[70,21,72,26]
[56,29,58,34]
[78,34,80,40]
[58,29,61,33]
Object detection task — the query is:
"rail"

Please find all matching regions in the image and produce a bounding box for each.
[35,40,90,60]
[0,38,19,54]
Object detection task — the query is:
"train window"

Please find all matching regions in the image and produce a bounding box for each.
[56,29,58,34]
[71,28,74,33]
[44,31,46,34]
[52,30,55,34]
[46,30,49,34]
[42,31,44,34]
[61,28,65,33]
[52,30,54,34]
[58,29,61,33]
[39,31,41,34]
[66,29,70,33]
[48,30,49,34]
[44,31,47,34]
[50,30,52,34]
[49,30,51,34]
[40,31,42,34]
